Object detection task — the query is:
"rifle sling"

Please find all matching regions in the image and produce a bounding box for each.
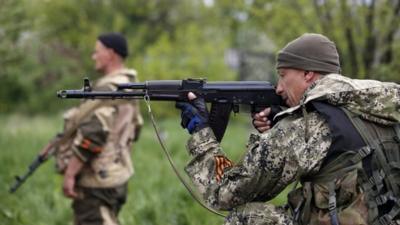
[143,95,226,217]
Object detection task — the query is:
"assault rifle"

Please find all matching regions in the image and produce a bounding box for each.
[57,78,284,142]
[9,135,61,193]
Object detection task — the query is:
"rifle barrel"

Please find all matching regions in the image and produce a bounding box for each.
[57,90,146,99]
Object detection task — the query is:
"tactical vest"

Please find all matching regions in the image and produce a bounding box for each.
[288,101,400,225]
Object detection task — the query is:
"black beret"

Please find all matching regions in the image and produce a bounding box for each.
[98,32,128,59]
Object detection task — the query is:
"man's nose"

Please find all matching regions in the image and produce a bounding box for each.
[275,83,283,95]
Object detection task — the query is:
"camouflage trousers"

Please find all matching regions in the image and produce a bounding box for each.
[72,183,128,225]
[224,202,293,225]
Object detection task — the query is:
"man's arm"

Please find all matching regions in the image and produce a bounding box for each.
[184,112,332,210]
[62,107,110,198]
[63,155,84,199]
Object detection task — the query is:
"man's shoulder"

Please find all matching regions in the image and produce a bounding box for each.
[96,68,138,90]
[111,68,137,78]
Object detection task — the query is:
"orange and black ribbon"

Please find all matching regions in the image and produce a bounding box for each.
[214,155,233,182]
[79,138,103,153]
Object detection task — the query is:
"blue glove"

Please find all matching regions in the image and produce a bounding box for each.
[175,97,209,134]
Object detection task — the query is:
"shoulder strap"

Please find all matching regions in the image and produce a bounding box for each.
[342,107,395,188]
[341,107,377,148]
[394,124,400,143]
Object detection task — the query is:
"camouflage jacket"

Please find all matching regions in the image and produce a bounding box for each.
[185,74,400,211]
[60,69,143,188]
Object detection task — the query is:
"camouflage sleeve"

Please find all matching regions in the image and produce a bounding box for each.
[72,114,109,162]
[185,111,331,210]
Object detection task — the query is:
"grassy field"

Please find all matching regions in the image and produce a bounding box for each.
[0,113,288,225]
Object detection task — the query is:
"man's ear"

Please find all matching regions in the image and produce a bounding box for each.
[304,71,316,83]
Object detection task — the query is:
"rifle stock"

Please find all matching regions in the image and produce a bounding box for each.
[58,78,284,141]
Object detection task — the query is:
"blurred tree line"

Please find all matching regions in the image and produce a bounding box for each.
[1,0,399,114]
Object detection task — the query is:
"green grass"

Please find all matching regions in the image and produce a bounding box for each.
[0,113,288,225]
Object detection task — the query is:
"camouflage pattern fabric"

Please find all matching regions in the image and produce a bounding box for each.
[186,110,331,224]
[277,74,400,125]
[73,184,127,225]
[68,69,143,188]
[224,202,293,225]
[65,69,142,225]
[185,74,400,225]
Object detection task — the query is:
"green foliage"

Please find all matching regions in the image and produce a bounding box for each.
[136,24,234,80]
[0,0,237,114]
[238,0,400,80]
[1,2,398,224]
[0,114,288,225]
[0,0,31,113]
[0,0,399,114]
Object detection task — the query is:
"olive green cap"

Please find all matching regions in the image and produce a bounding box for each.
[276,33,341,74]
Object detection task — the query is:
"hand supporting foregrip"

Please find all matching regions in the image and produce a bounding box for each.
[176,95,209,134]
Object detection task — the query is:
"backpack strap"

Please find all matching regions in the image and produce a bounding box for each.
[299,147,372,225]
[394,124,400,144]
[341,107,378,149]
[372,125,400,225]
[342,107,400,225]
[328,181,340,225]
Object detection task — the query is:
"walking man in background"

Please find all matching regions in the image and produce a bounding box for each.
[57,32,143,225]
